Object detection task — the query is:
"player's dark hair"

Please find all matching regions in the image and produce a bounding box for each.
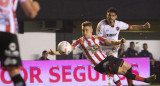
[143,43,147,46]
[81,21,92,27]
[130,42,135,45]
[107,7,117,15]
[42,50,47,54]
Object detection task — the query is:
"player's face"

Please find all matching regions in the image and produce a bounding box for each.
[143,44,148,50]
[82,26,93,38]
[43,53,48,58]
[130,44,135,49]
[106,12,117,23]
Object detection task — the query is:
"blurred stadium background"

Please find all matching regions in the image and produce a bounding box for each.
[1,0,160,86]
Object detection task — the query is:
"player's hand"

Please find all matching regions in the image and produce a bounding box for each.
[48,49,56,55]
[120,38,126,43]
[143,22,150,29]
[32,1,40,12]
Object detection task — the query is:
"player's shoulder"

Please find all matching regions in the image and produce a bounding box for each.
[74,37,83,44]
[115,20,126,24]
[77,37,83,41]
[98,19,107,26]
[93,35,99,39]
[93,35,105,39]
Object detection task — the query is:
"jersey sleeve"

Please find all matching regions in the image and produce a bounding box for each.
[97,36,107,45]
[72,38,81,49]
[119,21,130,30]
[96,23,103,36]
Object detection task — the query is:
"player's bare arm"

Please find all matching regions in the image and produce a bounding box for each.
[104,38,126,46]
[48,49,61,55]
[130,22,150,30]
[48,46,74,55]
[20,0,40,18]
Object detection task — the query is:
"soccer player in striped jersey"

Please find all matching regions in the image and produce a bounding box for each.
[96,7,150,86]
[0,0,40,86]
[49,21,156,85]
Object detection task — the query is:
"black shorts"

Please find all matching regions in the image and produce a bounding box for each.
[94,56,124,74]
[0,32,22,70]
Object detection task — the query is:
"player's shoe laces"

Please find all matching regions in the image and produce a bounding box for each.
[146,74,156,83]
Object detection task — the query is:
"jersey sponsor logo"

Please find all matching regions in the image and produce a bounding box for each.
[106,33,117,37]
[4,58,17,66]
[4,42,20,57]
[9,42,16,51]
[86,45,100,53]
[116,27,120,31]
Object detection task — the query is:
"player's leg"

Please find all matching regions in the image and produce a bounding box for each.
[113,74,122,86]
[126,67,133,86]
[107,74,113,86]
[117,61,156,83]
[0,32,26,86]
[111,51,122,86]
[107,50,122,86]
[8,68,26,86]
[117,61,133,86]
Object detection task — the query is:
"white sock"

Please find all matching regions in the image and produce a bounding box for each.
[113,74,120,82]
[108,76,113,85]
[113,74,123,86]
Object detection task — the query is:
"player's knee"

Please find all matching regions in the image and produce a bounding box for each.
[123,62,131,70]
[117,67,127,75]
[127,64,131,70]
[122,69,127,75]
[8,68,20,77]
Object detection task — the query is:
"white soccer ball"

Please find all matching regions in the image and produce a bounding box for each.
[57,41,72,55]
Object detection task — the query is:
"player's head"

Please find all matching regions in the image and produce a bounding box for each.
[106,7,117,23]
[143,43,148,50]
[81,21,93,38]
[130,42,135,49]
[42,50,48,58]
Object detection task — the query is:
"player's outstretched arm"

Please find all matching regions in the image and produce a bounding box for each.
[48,49,61,55]
[48,46,75,56]
[20,0,40,18]
[130,22,150,30]
[104,38,126,46]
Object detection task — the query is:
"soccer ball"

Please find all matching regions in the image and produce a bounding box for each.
[57,41,72,55]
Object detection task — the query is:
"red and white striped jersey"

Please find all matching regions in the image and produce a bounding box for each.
[0,0,27,34]
[72,35,107,67]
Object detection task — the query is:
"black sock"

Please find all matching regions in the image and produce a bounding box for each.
[124,71,136,80]
[127,67,134,85]
[11,74,26,86]
[114,80,121,85]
